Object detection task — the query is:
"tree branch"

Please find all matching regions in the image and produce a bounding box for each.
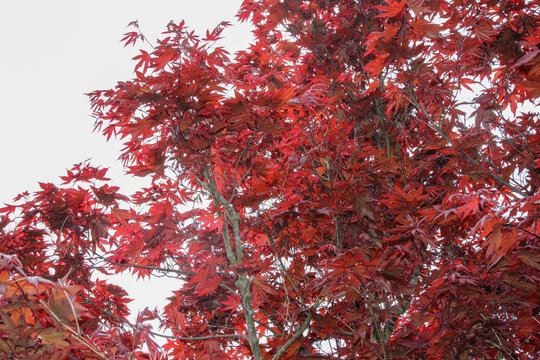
[149,330,248,342]
[199,170,263,360]
[272,313,313,360]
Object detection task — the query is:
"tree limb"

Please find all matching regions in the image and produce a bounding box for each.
[272,313,313,360]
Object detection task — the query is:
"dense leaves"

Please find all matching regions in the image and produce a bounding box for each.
[1,0,539,359]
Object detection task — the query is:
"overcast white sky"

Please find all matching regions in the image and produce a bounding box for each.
[0,0,252,323]
[0,0,251,199]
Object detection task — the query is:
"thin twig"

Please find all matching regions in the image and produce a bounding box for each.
[39,299,109,360]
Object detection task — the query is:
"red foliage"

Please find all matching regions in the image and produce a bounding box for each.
[2,1,539,359]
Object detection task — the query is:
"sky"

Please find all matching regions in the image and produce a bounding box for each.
[0,0,252,323]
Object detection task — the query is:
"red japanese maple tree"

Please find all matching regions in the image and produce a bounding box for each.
[1,0,539,359]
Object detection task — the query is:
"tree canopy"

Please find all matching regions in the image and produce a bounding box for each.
[1,0,539,359]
